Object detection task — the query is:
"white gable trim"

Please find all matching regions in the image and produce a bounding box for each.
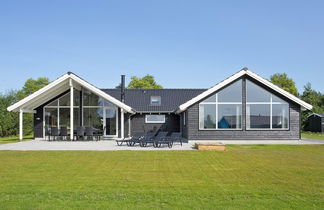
[176,69,312,113]
[7,73,135,114]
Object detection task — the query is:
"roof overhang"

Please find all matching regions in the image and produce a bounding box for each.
[7,73,135,114]
[176,69,313,113]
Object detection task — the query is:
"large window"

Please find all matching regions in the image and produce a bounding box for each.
[44,89,80,129]
[199,79,242,129]
[246,80,289,129]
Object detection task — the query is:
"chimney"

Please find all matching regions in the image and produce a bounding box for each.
[121,75,125,102]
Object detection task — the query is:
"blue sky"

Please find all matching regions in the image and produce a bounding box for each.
[0,0,323,93]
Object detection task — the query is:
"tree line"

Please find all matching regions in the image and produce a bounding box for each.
[0,73,322,137]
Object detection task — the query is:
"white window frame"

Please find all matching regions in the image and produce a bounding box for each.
[246,94,289,130]
[150,96,161,106]
[145,114,165,123]
[246,80,289,130]
[199,92,243,130]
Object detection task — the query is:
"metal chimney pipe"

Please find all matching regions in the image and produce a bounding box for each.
[121,75,125,102]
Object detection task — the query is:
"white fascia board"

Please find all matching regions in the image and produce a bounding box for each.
[7,74,70,112]
[70,74,135,114]
[245,70,313,110]
[176,70,246,113]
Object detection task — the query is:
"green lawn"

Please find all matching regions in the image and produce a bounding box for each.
[0,145,323,209]
[0,136,33,145]
[302,132,324,140]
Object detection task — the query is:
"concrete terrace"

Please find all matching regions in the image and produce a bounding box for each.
[0,139,322,151]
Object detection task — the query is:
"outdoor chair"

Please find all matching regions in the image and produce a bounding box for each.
[129,131,156,147]
[116,132,144,146]
[75,126,85,140]
[85,127,94,140]
[153,132,173,148]
[50,127,59,141]
[45,126,50,141]
[59,126,68,141]
[140,131,165,147]
[167,132,183,146]
[93,127,102,141]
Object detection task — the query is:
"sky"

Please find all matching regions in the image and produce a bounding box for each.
[0,0,323,94]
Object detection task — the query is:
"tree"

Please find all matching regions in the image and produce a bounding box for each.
[270,73,298,96]
[0,77,50,137]
[127,75,163,89]
[300,83,324,130]
[17,77,50,99]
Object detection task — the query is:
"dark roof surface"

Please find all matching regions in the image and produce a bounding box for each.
[101,89,206,112]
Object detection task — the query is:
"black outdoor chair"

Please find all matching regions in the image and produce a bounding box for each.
[45,126,50,141]
[93,127,102,141]
[139,131,161,147]
[75,126,85,140]
[167,132,183,146]
[59,126,68,141]
[128,131,156,147]
[85,127,94,140]
[116,132,144,146]
[50,127,59,141]
[155,132,177,148]
[153,132,172,148]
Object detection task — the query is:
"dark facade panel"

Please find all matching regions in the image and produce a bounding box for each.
[34,106,44,138]
[130,113,180,135]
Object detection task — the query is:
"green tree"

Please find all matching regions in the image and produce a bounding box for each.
[127,75,163,89]
[17,77,50,99]
[270,73,298,96]
[300,83,324,130]
[0,77,50,137]
[0,91,19,136]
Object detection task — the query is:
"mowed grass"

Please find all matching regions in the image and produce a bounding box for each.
[302,132,324,140]
[0,145,323,209]
[0,136,33,144]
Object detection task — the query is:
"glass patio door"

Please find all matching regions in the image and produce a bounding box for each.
[103,107,118,137]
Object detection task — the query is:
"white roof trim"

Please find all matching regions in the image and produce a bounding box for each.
[176,69,312,113]
[7,73,135,113]
[307,113,324,118]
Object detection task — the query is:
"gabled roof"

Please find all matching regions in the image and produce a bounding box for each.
[102,88,206,113]
[307,113,324,118]
[176,69,313,113]
[7,72,135,113]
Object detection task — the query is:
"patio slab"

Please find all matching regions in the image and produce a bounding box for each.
[0,138,323,151]
[0,140,193,151]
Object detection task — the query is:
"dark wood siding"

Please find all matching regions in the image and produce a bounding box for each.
[34,106,44,138]
[130,113,180,135]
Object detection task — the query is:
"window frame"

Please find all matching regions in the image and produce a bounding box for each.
[198,80,243,130]
[145,114,166,124]
[246,80,290,131]
[150,96,161,106]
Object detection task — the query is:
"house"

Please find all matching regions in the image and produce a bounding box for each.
[307,113,324,133]
[7,68,313,141]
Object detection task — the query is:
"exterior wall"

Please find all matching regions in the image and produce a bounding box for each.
[186,76,301,140]
[130,113,180,135]
[182,111,188,139]
[34,106,44,138]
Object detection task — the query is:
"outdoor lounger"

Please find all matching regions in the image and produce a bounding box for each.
[116,132,144,146]
[140,131,168,147]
